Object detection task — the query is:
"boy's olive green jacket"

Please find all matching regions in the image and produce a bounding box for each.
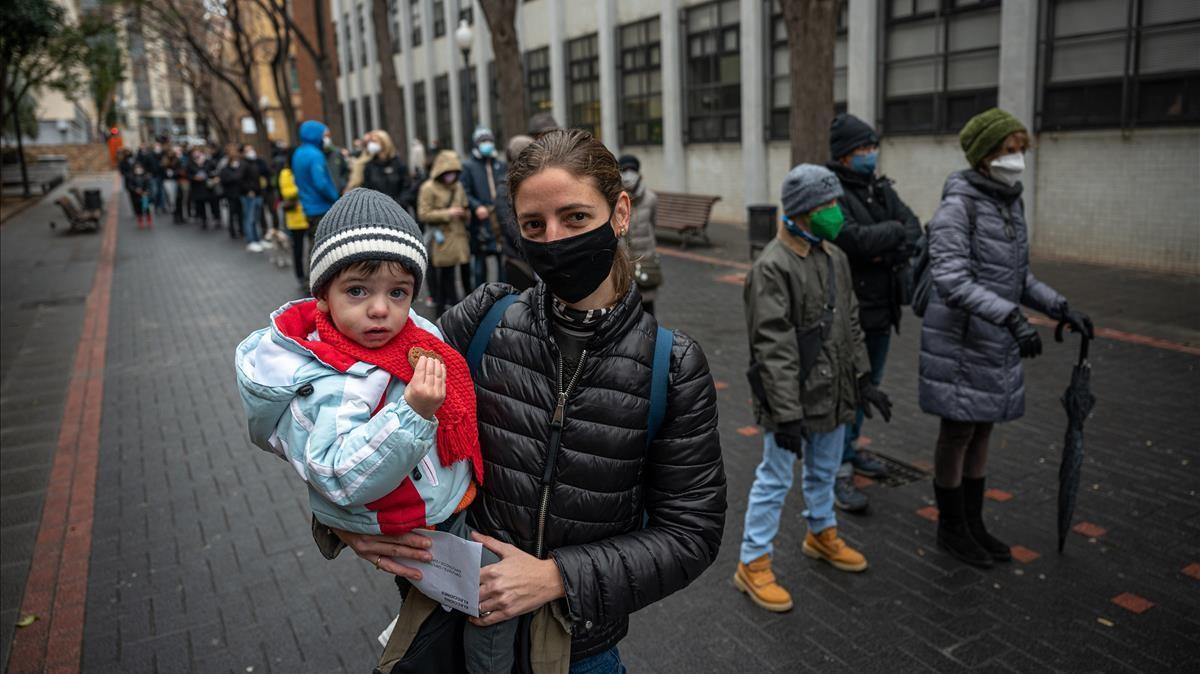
[745,232,871,434]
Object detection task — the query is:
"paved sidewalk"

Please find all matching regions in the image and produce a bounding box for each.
[1,186,1197,672]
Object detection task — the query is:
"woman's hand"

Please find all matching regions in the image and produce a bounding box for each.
[469,533,565,628]
[330,527,433,581]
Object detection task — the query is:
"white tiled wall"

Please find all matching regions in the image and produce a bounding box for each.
[1033,128,1200,275]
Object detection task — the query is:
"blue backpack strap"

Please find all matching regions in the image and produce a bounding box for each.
[467,294,519,378]
[646,326,673,447]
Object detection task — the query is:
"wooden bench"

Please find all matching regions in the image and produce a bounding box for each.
[654,191,720,248]
[52,196,101,233]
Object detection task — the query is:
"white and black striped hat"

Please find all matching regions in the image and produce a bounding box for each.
[309,188,428,296]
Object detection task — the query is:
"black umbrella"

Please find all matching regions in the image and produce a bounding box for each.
[1056,322,1095,553]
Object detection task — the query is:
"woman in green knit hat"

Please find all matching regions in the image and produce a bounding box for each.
[917,108,1094,569]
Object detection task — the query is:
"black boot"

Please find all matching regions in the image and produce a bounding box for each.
[933,482,993,568]
[963,477,1012,562]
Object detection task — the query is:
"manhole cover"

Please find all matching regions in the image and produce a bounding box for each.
[872,453,930,487]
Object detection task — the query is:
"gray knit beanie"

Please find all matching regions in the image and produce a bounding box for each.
[781,164,844,218]
[309,188,428,296]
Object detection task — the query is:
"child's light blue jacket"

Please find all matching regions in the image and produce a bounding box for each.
[234,299,473,534]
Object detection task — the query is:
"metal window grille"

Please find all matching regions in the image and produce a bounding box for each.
[413,80,428,143]
[882,0,1001,134]
[684,0,742,143]
[525,47,553,118]
[1039,0,1200,130]
[435,74,452,149]
[434,0,446,37]
[618,16,663,146]
[567,34,601,138]
[411,0,423,48]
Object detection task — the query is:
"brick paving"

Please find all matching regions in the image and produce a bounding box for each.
[1,176,1198,672]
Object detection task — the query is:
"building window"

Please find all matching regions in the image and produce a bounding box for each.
[883,0,1000,134]
[618,16,662,146]
[411,0,423,47]
[461,66,479,144]
[1040,0,1200,130]
[343,12,354,73]
[365,95,375,131]
[333,16,342,76]
[389,0,401,53]
[567,34,601,138]
[489,60,505,142]
[458,0,473,24]
[289,56,301,93]
[358,4,368,69]
[767,1,847,140]
[435,74,452,149]
[349,98,359,141]
[525,47,552,118]
[685,0,741,143]
[434,0,447,37]
[413,80,428,144]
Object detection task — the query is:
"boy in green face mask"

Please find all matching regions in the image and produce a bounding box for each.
[735,164,893,612]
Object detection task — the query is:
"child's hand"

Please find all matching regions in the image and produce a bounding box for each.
[403,356,446,420]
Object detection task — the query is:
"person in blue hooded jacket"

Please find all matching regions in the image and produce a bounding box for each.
[292,120,341,231]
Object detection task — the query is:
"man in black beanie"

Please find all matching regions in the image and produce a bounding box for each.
[826,113,922,513]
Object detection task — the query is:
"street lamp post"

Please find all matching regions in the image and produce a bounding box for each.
[455,19,474,145]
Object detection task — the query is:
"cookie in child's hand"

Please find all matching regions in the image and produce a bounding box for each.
[407,347,444,369]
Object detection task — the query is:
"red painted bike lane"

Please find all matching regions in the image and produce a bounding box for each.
[9,177,118,674]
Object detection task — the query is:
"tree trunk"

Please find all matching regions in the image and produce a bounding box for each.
[479,0,526,139]
[783,0,837,166]
[268,10,298,146]
[9,91,30,197]
[371,0,407,160]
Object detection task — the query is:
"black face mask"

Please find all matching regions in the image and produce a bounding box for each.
[522,222,618,304]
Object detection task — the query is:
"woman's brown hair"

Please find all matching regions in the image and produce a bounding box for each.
[507,128,633,300]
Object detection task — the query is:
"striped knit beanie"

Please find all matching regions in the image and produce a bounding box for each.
[309,188,428,296]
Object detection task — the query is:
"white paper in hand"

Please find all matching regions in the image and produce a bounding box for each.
[393,528,483,616]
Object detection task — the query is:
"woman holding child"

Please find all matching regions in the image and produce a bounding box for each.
[318,129,728,672]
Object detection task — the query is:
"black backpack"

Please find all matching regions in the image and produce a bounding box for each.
[910,197,976,318]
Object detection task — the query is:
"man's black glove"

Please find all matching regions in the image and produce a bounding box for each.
[774,421,808,455]
[857,376,893,422]
[1059,304,1094,340]
[1006,309,1042,358]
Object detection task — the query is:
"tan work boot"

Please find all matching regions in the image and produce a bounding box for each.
[802,527,868,572]
[733,554,794,612]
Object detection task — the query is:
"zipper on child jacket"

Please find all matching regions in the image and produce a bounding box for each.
[534,350,588,559]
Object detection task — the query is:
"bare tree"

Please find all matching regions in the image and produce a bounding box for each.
[479,0,526,138]
[370,0,407,160]
[257,0,298,144]
[133,0,271,150]
[782,0,838,165]
[251,0,344,145]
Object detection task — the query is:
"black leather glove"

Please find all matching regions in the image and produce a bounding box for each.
[857,376,893,423]
[774,421,808,455]
[1059,304,1094,340]
[1006,309,1043,358]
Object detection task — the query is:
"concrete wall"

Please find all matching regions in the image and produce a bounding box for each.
[1033,128,1200,275]
[876,135,970,224]
[684,145,745,222]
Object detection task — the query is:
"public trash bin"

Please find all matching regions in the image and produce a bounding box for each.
[748,204,777,260]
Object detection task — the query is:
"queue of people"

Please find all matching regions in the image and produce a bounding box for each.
[230,107,1092,671]
[733,107,1094,614]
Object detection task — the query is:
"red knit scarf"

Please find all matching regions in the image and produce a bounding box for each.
[275,300,482,482]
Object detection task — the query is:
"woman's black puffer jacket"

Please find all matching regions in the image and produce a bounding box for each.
[438,282,727,661]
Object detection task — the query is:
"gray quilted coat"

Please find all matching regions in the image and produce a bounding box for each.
[918,170,1066,422]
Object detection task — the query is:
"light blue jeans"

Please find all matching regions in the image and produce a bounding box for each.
[571,647,626,674]
[241,194,262,243]
[739,425,847,564]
